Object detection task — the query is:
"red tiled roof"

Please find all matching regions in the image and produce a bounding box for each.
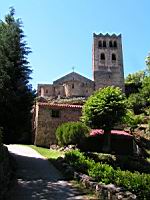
[90,129,132,137]
[38,102,83,109]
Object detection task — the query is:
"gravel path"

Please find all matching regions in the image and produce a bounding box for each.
[7,145,90,200]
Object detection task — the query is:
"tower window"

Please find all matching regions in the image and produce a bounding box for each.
[114,41,117,48]
[98,41,102,48]
[72,83,74,89]
[112,53,116,61]
[103,40,106,47]
[101,53,105,60]
[109,41,113,47]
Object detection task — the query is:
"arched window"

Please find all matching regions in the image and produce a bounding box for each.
[72,83,74,89]
[98,41,102,48]
[109,41,113,47]
[112,53,116,61]
[101,53,105,60]
[114,41,117,48]
[103,40,106,47]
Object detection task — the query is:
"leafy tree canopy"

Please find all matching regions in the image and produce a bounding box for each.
[125,70,145,85]
[82,86,127,131]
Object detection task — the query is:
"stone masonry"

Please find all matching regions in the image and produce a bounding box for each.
[37,33,125,99]
[37,72,95,99]
[93,33,125,91]
[34,33,125,147]
[34,102,82,147]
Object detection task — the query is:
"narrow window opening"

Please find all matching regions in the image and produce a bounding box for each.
[51,109,60,118]
[72,84,74,89]
[109,41,113,47]
[112,54,116,61]
[114,41,117,48]
[45,89,48,94]
[101,53,105,60]
[103,40,106,47]
[98,41,102,48]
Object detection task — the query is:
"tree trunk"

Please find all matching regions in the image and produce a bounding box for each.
[102,130,111,153]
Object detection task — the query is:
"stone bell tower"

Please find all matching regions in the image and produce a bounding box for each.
[92,33,125,91]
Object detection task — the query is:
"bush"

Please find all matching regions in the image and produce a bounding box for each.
[65,149,150,199]
[88,162,115,184]
[65,149,94,174]
[56,122,90,146]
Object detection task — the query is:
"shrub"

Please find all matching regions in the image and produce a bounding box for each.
[88,162,115,184]
[65,149,150,199]
[56,122,90,146]
[65,149,93,173]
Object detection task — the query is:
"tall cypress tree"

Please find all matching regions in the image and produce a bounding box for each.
[0,8,35,144]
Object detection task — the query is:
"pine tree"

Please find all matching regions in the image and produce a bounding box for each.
[0,8,35,143]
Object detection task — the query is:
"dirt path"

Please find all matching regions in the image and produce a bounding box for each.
[7,145,90,200]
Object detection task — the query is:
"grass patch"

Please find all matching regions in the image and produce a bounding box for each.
[29,145,64,159]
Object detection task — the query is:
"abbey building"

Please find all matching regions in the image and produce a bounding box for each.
[38,33,125,99]
[34,33,125,147]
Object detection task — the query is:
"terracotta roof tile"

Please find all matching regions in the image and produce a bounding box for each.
[90,129,132,137]
[38,102,82,109]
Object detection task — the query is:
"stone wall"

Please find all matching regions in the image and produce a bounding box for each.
[34,103,82,147]
[37,72,95,99]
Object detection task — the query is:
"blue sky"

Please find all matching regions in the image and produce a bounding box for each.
[0,0,150,89]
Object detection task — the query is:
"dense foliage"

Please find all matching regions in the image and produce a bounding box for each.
[125,53,150,113]
[56,122,90,146]
[124,53,150,136]
[65,150,150,199]
[82,86,127,131]
[0,8,35,144]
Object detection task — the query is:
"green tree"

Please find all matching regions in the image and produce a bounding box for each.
[141,76,150,106]
[123,110,144,133]
[140,53,150,106]
[0,8,35,144]
[125,71,145,96]
[145,53,150,74]
[82,86,127,152]
[127,93,145,114]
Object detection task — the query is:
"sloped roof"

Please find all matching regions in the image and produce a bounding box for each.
[53,72,94,85]
[90,129,132,137]
[38,102,82,109]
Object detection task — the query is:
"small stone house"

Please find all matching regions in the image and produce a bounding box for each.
[34,102,82,147]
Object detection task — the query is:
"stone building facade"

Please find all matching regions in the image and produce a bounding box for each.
[38,72,95,99]
[93,33,124,91]
[37,33,125,98]
[34,102,82,147]
[34,33,125,147]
